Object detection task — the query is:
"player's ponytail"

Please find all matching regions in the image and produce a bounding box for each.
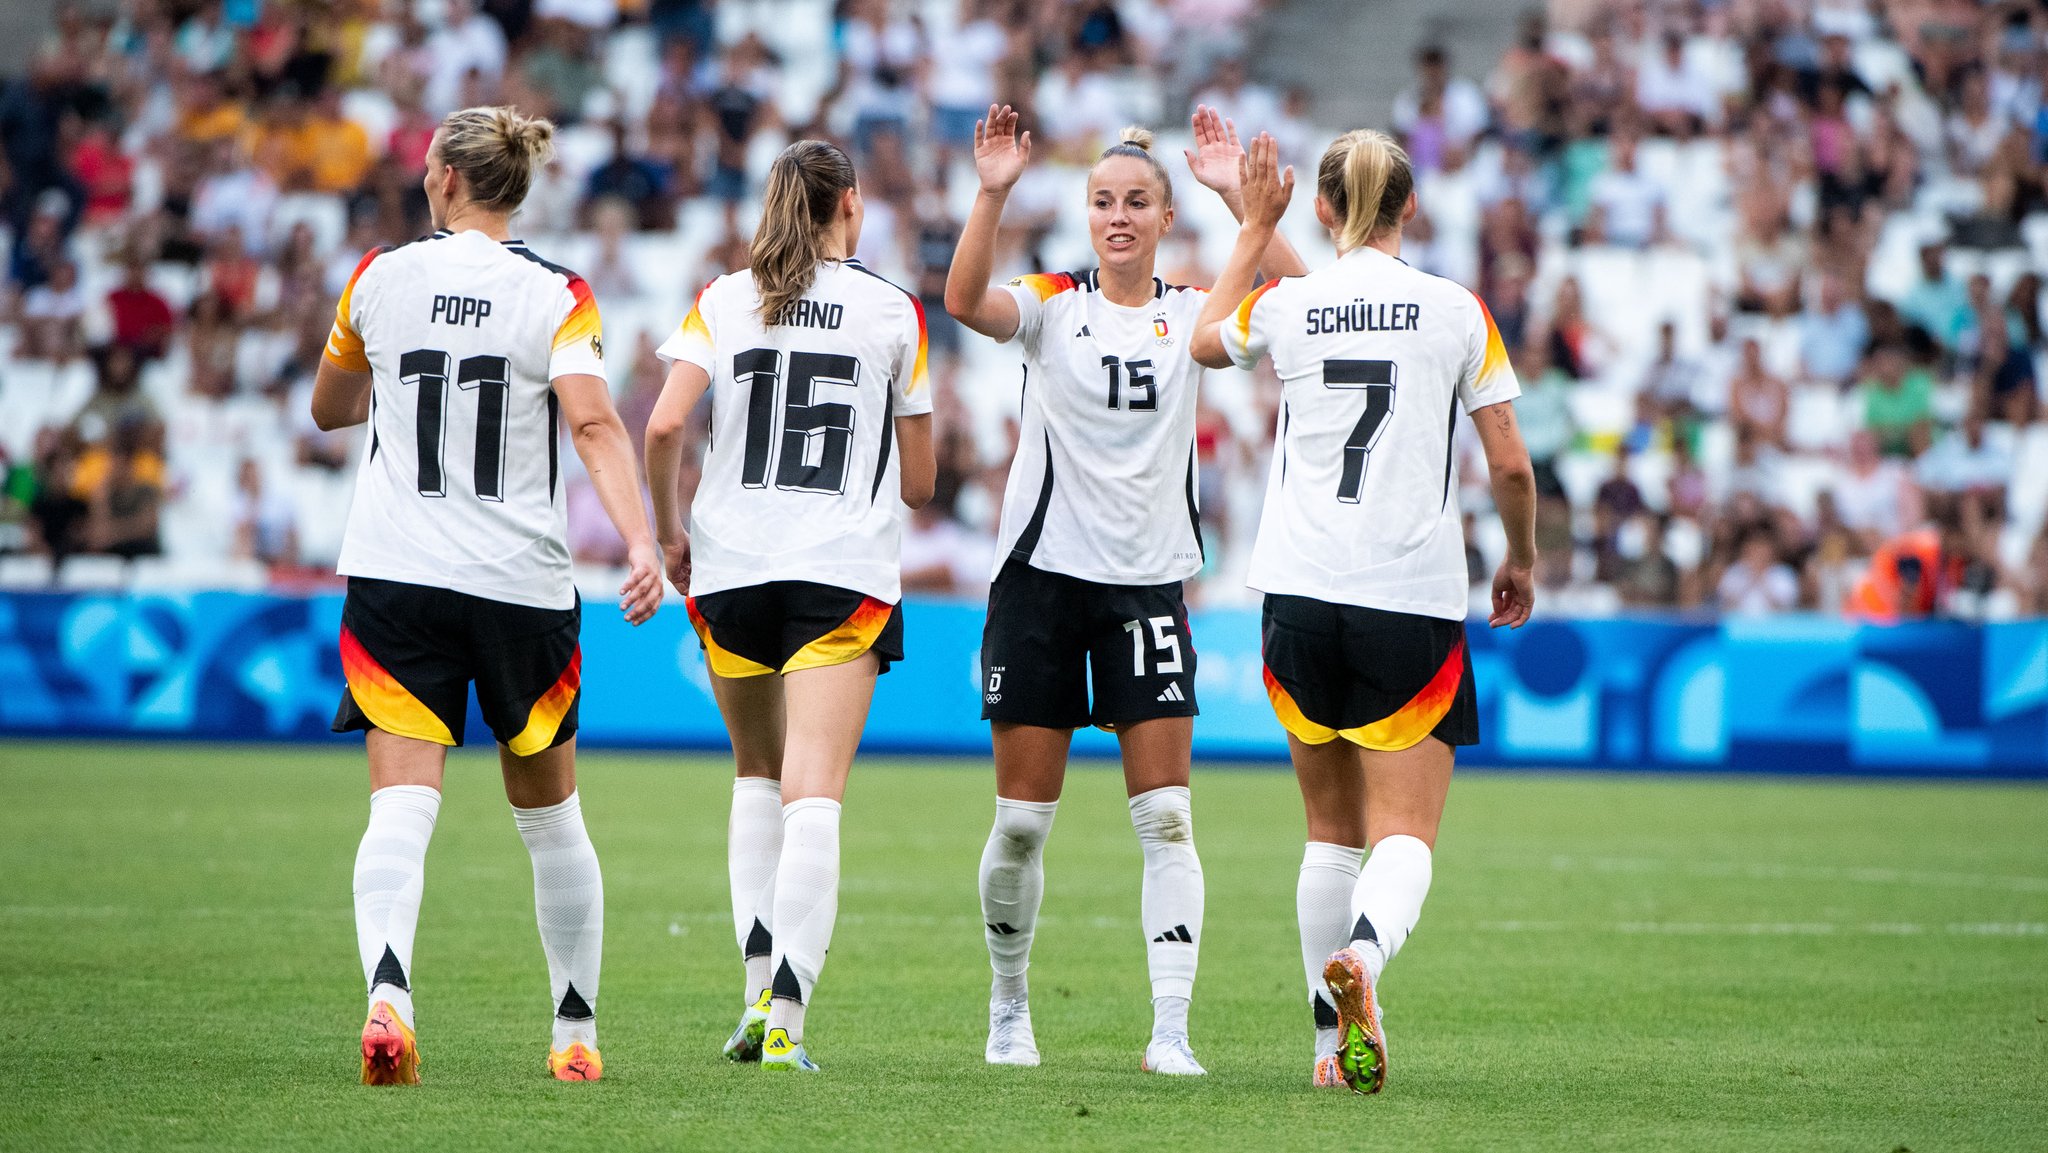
[436,105,555,213]
[1319,129,1411,251]
[1091,125,1174,206]
[752,139,859,325]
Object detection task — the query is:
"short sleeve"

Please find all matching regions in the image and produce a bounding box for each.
[656,280,718,373]
[894,294,935,416]
[548,275,606,382]
[322,245,388,371]
[999,272,1075,353]
[1458,291,1522,413]
[1221,279,1281,370]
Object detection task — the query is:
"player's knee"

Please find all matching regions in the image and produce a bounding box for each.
[990,801,1054,855]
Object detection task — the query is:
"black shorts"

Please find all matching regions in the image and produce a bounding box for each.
[686,581,903,678]
[980,559,1198,729]
[333,577,582,755]
[1261,594,1477,750]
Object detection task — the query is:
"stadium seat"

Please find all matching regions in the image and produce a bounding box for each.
[55,555,129,590]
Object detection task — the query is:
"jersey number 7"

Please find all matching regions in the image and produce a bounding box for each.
[1324,359,1396,504]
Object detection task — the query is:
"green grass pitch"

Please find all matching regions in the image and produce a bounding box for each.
[2,742,2045,1151]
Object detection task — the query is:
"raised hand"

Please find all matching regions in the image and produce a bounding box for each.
[1184,104,1245,196]
[974,104,1032,195]
[1238,131,1294,230]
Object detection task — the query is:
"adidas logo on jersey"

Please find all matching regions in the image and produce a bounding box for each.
[1151,924,1195,944]
[1156,682,1186,703]
[1075,325,1091,338]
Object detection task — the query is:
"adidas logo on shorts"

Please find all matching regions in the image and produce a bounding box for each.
[1155,682,1186,703]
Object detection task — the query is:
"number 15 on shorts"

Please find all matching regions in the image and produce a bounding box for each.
[1123,616,1184,677]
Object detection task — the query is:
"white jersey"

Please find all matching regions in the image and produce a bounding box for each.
[326,228,605,610]
[1224,247,1521,620]
[994,271,1208,585]
[657,261,932,602]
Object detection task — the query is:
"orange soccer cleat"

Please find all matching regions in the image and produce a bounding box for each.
[360,1002,421,1086]
[1321,947,1388,1095]
[548,1042,603,1081]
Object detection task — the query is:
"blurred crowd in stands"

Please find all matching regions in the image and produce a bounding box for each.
[3,0,2048,622]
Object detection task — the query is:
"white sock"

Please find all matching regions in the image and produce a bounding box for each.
[730,776,783,1005]
[354,784,440,1029]
[979,797,1057,1003]
[514,791,604,1050]
[766,797,840,1044]
[1151,995,1191,1046]
[1130,785,1204,1005]
[1299,840,1363,1055]
[1350,834,1433,982]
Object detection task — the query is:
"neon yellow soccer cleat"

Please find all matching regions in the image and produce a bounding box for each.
[760,1027,821,1072]
[724,988,773,1062]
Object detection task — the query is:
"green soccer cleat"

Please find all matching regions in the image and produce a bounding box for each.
[723,988,772,1062]
[760,1027,820,1072]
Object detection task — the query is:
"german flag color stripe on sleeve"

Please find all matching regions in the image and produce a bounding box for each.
[678,282,712,341]
[553,275,601,353]
[323,245,389,371]
[1471,291,1512,392]
[505,649,581,757]
[783,597,895,674]
[339,625,454,745]
[1231,278,1281,349]
[907,295,930,397]
[1009,272,1077,301]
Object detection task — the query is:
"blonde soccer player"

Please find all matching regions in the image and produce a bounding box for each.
[1190,132,1538,1093]
[645,139,935,1073]
[943,106,1305,1074]
[313,106,664,1085]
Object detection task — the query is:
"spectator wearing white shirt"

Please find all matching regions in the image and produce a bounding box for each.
[1917,412,2011,514]
[1833,430,1922,549]
[423,0,509,116]
[1392,45,1489,174]
[1587,133,1665,248]
[1636,28,1721,132]
[927,1,1009,165]
[1717,530,1800,614]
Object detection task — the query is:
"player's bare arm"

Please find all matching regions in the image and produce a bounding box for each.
[1472,399,1537,629]
[894,413,935,510]
[1191,133,1293,369]
[643,358,713,595]
[554,372,663,626]
[942,104,1029,340]
[310,359,372,431]
[1185,105,1309,281]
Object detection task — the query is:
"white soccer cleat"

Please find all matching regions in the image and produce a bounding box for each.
[1140,1035,1206,1076]
[985,997,1041,1066]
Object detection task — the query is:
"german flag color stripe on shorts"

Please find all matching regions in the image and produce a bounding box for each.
[504,648,582,757]
[1265,636,1467,751]
[782,597,896,673]
[339,625,455,745]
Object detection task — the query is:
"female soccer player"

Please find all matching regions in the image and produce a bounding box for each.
[943,106,1305,1074]
[1190,132,1538,1093]
[312,105,664,1085]
[644,139,935,1073]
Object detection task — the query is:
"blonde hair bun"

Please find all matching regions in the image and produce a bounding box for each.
[1117,126,1155,152]
[437,105,556,212]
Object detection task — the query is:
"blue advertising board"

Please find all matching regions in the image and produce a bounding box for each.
[2,590,2045,777]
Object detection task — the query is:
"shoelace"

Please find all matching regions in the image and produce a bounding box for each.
[989,999,1031,1049]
